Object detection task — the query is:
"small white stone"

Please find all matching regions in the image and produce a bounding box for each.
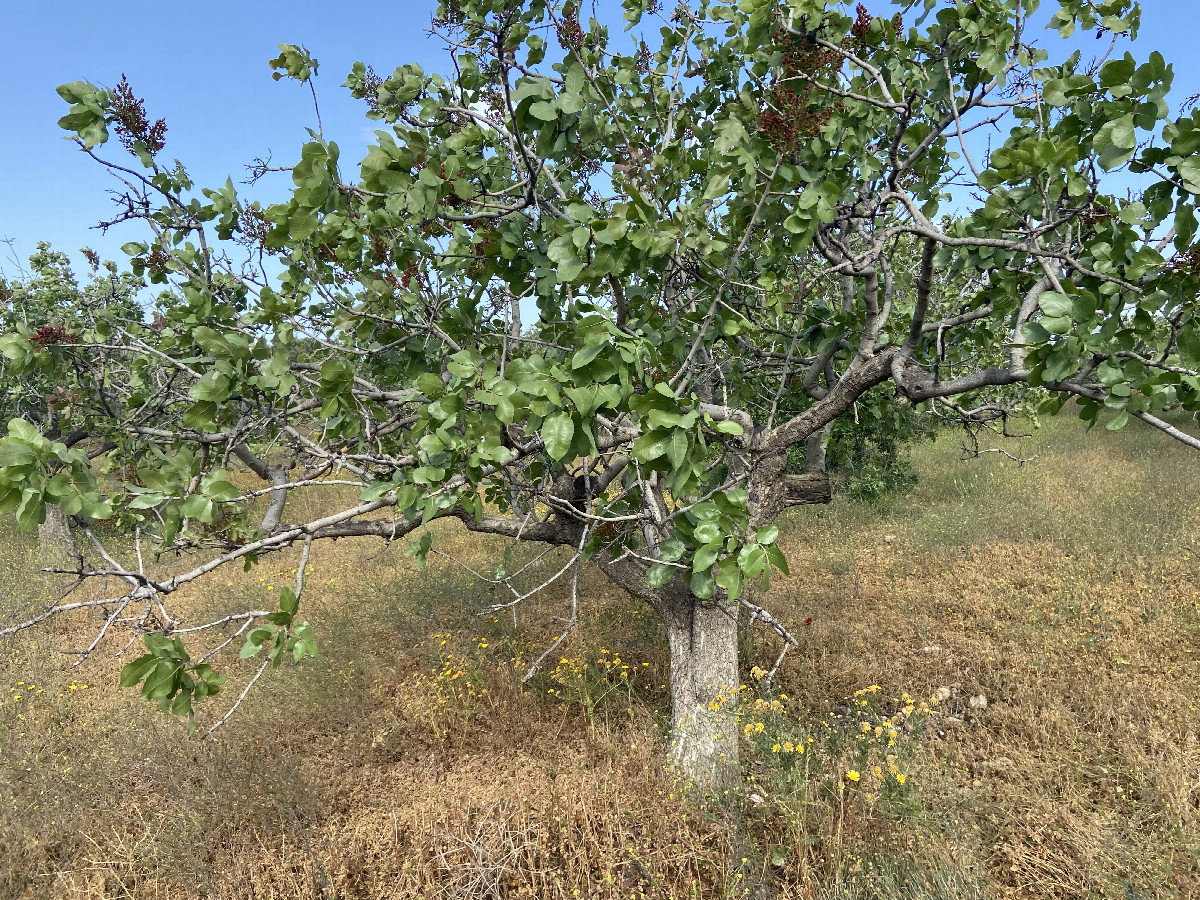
[968,694,988,710]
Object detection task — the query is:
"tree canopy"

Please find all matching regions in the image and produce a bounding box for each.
[3,0,1200,786]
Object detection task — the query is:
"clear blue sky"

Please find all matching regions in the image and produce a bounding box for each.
[2,1,1198,276]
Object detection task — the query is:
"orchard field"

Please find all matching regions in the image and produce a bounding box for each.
[2,413,1198,900]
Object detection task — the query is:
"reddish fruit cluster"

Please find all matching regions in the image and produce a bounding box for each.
[1078,204,1114,226]
[235,205,273,250]
[760,28,843,153]
[557,7,584,52]
[145,247,171,278]
[1172,242,1200,273]
[760,85,840,152]
[371,235,393,267]
[357,64,384,111]
[32,324,76,347]
[111,75,167,155]
[760,6,891,154]
[45,386,79,408]
[850,4,872,43]
[399,258,421,290]
[636,41,653,75]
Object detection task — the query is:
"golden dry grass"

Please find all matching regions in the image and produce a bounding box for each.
[2,412,1199,899]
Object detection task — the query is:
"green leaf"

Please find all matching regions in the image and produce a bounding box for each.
[1038,292,1074,318]
[666,430,688,471]
[756,525,779,545]
[766,543,790,576]
[571,343,604,370]
[119,654,159,688]
[269,44,319,83]
[646,563,675,588]
[182,401,217,431]
[78,118,110,149]
[1022,321,1052,344]
[278,587,299,616]
[693,543,720,573]
[1179,158,1200,195]
[1177,328,1200,366]
[1095,114,1136,170]
[0,442,37,468]
[142,660,180,701]
[632,429,670,463]
[179,494,214,522]
[15,488,46,532]
[737,544,767,579]
[541,413,575,461]
[657,538,686,563]
[202,478,240,502]
[8,419,43,445]
[715,565,742,600]
[56,81,98,103]
[417,372,444,396]
[1175,205,1198,252]
[690,570,715,600]
[0,486,19,516]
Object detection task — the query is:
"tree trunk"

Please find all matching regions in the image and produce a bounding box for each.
[38,502,79,567]
[663,596,741,789]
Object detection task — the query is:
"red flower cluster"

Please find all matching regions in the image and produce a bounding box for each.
[32,324,76,347]
[111,75,167,155]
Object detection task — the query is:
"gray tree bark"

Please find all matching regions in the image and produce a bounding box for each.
[663,595,742,788]
[37,502,79,567]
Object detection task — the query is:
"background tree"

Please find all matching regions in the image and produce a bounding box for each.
[0,244,143,561]
[3,0,1200,787]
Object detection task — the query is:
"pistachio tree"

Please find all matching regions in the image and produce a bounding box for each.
[0,244,143,558]
[3,0,1200,786]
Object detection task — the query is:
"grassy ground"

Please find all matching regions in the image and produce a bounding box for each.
[2,412,1199,899]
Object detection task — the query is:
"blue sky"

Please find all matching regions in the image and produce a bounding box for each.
[2,1,1199,277]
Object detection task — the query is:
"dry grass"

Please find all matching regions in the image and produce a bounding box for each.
[2,412,1200,899]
